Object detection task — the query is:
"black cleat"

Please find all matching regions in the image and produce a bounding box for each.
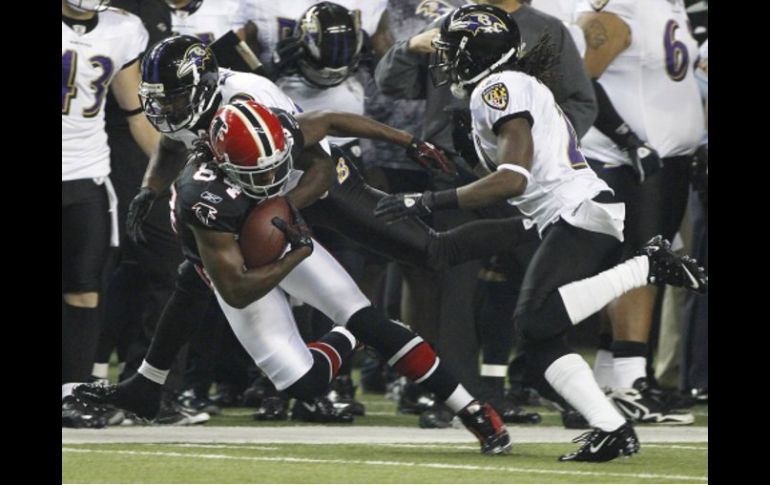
[418,403,455,429]
[327,375,366,416]
[397,381,436,414]
[489,397,542,424]
[458,400,512,455]
[62,395,109,429]
[640,235,707,293]
[73,373,163,420]
[176,388,222,416]
[560,421,640,462]
[291,397,354,423]
[253,395,290,421]
[610,377,694,425]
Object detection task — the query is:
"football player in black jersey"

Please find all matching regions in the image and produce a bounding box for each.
[74,35,537,428]
[81,99,513,454]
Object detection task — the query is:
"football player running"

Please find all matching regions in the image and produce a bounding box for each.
[373,4,707,462]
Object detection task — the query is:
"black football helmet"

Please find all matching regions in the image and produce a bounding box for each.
[65,0,111,12]
[430,4,521,98]
[139,35,220,133]
[293,2,363,88]
[164,0,204,15]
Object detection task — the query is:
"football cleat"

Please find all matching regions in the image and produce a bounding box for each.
[327,375,366,416]
[458,400,512,455]
[291,397,354,423]
[62,395,109,429]
[610,377,695,425]
[253,395,290,421]
[73,373,163,420]
[640,235,708,293]
[559,421,640,462]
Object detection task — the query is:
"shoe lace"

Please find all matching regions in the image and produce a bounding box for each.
[571,428,601,445]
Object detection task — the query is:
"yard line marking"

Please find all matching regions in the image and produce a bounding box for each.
[161,444,279,451]
[62,447,708,482]
[644,444,708,451]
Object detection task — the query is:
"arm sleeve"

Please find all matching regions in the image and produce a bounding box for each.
[373,39,428,100]
[550,21,597,138]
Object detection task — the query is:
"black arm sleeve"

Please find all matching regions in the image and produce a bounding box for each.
[591,78,638,147]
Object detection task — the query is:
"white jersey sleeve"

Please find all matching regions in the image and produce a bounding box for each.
[62,8,149,181]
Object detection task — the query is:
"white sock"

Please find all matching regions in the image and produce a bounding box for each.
[480,364,508,378]
[545,354,625,432]
[613,356,647,389]
[91,362,109,380]
[138,360,169,385]
[331,326,357,350]
[558,255,649,324]
[444,385,474,413]
[593,349,615,392]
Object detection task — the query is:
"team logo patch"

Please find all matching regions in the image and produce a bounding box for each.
[589,0,610,11]
[482,83,509,110]
[336,157,350,184]
[415,0,454,19]
[450,12,509,36]
[192,202,218,226]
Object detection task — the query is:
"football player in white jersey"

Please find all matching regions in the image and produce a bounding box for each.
[575,0,704,425]
[165,0,264,74]
[375,4,707,462]
[248,0,390,151]
[62,0,159,428]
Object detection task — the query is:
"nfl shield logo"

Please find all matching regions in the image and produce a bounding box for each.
[482,83,509,110]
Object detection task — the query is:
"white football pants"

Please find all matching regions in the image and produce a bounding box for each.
[213,238,370,390]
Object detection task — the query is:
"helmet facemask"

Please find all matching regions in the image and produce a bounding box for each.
[140,80,216,133]
[217,133,294,200]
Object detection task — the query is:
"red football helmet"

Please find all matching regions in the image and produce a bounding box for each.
[209,100,294,200]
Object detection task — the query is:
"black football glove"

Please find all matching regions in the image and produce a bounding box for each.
[271,202,313,253]
[271,37,303,77]
[373,192,435,224]
[126,186,157,243]
[406,138,457,175]
[617,127,662,184]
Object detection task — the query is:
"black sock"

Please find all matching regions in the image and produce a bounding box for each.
[62,302,101,383]
[145,277,212,370]
[610,340,648,358]
[346,306,458,401]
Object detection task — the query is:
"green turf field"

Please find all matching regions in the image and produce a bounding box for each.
[62,391,708,483]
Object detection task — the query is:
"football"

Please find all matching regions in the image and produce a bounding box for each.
[239,197,292,268]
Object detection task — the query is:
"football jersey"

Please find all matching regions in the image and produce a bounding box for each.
[62,8,148,181]
[173,111,305,266]
[164,68,301,148]
[576,0,704,163]
[470,70,612,235]
[170,0,250,45]
[247,0,387,145]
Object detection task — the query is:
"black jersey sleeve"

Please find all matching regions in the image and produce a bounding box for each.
[174,161,253,234]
